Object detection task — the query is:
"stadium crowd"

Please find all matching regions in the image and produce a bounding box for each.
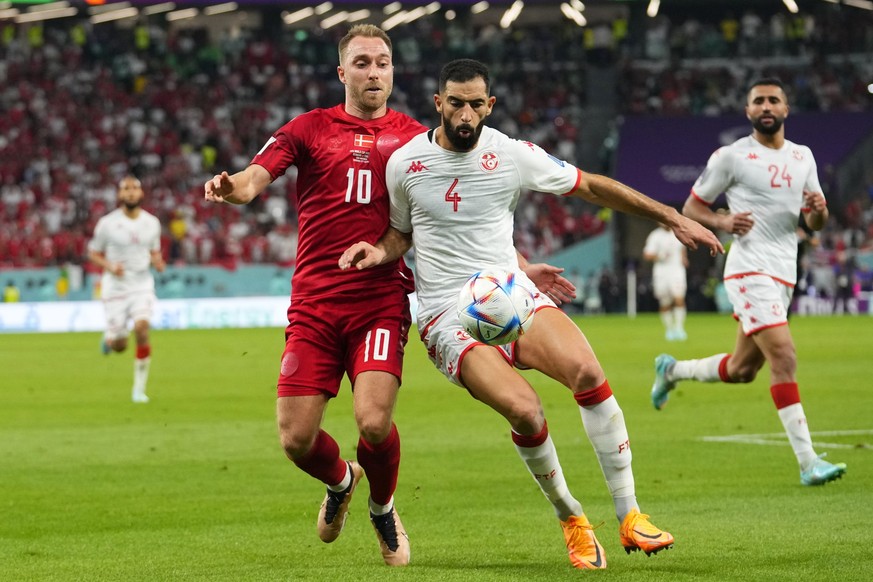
[0,3,871,304]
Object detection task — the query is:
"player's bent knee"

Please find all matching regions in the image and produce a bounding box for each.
[568,362,603,393]
[356,418,393,444]
[279,430,317,460]
[503,401,543,434]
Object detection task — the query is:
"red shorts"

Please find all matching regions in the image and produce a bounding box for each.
[276,289,411,398]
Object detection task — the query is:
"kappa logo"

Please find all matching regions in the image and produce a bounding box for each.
[747,152,758,160]
[406,160,429,173]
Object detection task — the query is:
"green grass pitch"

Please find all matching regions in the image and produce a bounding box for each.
[1,313,870,581]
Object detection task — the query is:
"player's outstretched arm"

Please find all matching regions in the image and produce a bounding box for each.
[573,173,724,256]
[204,165,272,205]
[339,227,412,271]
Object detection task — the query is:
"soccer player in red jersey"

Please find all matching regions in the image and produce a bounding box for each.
[204,25,422,566]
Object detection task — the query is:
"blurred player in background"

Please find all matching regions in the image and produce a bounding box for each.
[88,175,165,403]
[643,223,688,340]
[204,24,422,566]
[341,59,724,570]
[651,78,847,486]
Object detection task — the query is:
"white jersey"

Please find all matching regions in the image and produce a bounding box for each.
[387,126,580,316]
[691,135,823,285]
[88,208,162,297]
[643,227,686,280]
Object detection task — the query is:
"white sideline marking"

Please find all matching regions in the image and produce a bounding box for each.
[700,429,873,450]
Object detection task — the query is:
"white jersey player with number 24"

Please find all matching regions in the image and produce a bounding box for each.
[692,135,823,286]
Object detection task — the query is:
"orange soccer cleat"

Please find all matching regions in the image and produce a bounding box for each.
[619,509,674,556]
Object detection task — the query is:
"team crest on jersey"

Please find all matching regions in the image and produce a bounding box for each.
[455,329,471,341]
[328,137,343,151]
[479,151,499,172]
[377,134,402,157]
[792,149,804,161]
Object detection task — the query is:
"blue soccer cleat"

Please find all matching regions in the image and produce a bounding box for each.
[651,354,677,410]
[800,453,847,486]
[101,339,111,355]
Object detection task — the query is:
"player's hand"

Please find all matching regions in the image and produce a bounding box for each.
[522,263,576,305]
[153,259,166,273]
[672,216,725,257]
[339,242,385,270]
[204,171,234,203]
[722,211,754,236]
[110,263,124,277]
[803,190,826,213]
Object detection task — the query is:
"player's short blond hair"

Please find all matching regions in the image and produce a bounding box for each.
[338,24,392,64]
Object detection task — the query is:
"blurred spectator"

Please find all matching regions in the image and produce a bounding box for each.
[3,280,20,302]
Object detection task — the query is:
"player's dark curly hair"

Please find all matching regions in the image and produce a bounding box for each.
[747,77,788,102]
[439,59,491,94]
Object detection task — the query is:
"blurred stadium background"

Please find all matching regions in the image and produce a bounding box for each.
[1,0,872,330]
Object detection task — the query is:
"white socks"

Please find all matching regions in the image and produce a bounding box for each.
[669,354,728,383]
[777,403,817,468]
[578,395,637,519]
[513,434,583,521]
[132,357,151,402]
[673,306,686,333]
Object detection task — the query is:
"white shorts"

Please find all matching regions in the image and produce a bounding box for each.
[725,275,792,335]
[103,290,156,340]
[652,273,687,305]
[418,289,557,387]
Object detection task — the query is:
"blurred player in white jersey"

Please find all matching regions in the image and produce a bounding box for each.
[651,78,847,486]
[341,59,723,570]
[643,224,688,340]
[88,176,165,403]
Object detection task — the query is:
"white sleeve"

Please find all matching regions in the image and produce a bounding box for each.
[88,217,108,253]
[803,147,824,199]
[643,230,659,256]
[386,153,412,233]
[150,216,162,252]
[691,147,733,205]
[508,139,580,196]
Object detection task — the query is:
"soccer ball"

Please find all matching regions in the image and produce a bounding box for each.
[457,269,536,346]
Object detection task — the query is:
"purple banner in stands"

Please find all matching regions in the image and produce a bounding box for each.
[614,112,873,205]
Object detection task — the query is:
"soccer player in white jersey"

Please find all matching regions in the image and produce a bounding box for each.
[643,224,688,341]
[340,59,723,570]
[651,78,847,486]
[88,176,165,403]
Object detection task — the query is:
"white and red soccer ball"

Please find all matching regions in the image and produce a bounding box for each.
[457,269,536,346]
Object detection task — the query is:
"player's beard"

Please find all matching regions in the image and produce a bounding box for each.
[351,83,391,114]
[442,117,483,151]
[751,115,784,135]
[122,200,142,211]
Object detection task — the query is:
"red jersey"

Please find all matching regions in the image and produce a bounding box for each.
[252,105,425,298]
